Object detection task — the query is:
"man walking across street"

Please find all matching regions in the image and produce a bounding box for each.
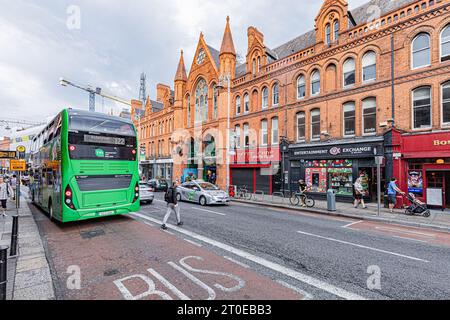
[0,176,14,217]
[162,180,183,230]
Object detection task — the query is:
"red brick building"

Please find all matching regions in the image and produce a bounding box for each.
[133,0,450,207]
[0,137,11,173]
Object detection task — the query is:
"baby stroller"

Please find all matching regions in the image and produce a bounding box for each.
[405,193,431,217]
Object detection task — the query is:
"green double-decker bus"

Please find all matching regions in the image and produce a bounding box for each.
[30,108,140,223]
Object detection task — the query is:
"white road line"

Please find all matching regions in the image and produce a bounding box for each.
[297,230,430,263]
[133,213,366,300]
[375,226,436,238]
[223,256,250,269]
[143,221,156,228]
[148,268,191,300]
[184,238,203,247]
[192,207,227,216]
[154,199,166,203]
[342,220,364,228]
[164,230,175,236]
[392,236,429,244]
[276,280,314,300]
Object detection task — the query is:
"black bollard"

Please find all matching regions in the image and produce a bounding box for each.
[0,245,8,300]
[10,215,18,257]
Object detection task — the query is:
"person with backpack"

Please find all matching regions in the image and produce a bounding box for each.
[161,180,183,230]
[0,176,14,217]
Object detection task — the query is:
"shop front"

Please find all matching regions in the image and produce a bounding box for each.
[393,130,450,210]
[141,158,173,181]
[289,138,384,202]
[230,146,281,195]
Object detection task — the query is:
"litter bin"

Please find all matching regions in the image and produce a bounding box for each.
[327,189,336,212]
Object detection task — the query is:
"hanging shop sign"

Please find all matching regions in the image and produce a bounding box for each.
[290,142,383,159]
[0,150,17,159]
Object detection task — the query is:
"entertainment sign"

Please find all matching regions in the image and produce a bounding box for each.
[290,142,383,159]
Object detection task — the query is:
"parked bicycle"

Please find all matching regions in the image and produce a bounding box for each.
[289,191,315,208]
[236,185,252,200]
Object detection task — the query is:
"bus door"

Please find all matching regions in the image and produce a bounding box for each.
[37,168,44,206]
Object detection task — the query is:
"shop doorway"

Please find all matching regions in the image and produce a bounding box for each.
[359,167,385,202]
[446,173,450,209]
[426,171,450,209]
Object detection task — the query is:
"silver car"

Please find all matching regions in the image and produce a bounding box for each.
[176,181,229,206]
[139,182,155,204]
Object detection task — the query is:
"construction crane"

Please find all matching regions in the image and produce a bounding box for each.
[59,77,131,112]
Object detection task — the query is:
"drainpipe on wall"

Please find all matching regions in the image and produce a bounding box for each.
[390,34,396,127]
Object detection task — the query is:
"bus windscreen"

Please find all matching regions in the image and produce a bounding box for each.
[69,115,135,136]
[68,114,137,161]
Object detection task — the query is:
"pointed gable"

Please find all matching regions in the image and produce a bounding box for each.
[188,33,219,76]
[175,50,188,82]
[220,16,236,56]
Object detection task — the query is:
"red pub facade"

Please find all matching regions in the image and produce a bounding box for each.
[391,130,450,210]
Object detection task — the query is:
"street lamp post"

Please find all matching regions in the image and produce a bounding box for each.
[219,73,231,195]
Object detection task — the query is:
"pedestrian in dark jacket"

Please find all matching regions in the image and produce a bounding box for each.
[162,180,183,230]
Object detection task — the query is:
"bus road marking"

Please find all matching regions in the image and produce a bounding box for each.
[132,213,367,300]
[297,230,430,263]
[168,262,216,300]
[147,268,190,300]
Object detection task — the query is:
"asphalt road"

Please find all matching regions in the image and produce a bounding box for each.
[136,193,450,300]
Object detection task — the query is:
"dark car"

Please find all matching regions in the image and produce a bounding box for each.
[148,179,169,192]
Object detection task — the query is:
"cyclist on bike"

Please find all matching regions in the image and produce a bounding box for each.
[298,179,308,207]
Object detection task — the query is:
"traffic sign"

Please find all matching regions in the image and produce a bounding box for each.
[0,150,17,159]
[10,159,26,171]
[16,145,26,153]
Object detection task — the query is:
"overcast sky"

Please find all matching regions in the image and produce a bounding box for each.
[0,0,370,130]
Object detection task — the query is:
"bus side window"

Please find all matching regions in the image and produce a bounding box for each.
[55,115,62,138]
[47,170,54,186]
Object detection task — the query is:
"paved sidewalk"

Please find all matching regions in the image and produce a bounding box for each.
[0,195,55,300]
[234,194,450,233]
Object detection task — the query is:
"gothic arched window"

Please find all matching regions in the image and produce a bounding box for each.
[195,79,208,123]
